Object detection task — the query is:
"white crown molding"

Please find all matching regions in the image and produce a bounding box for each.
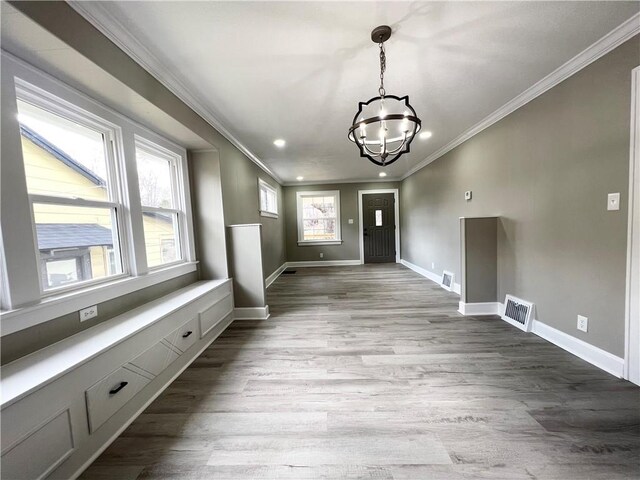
[402,12,640,180]
[68,1,282,184]
[282,177,401,187]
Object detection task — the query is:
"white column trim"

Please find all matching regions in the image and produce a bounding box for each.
[625,66,640,385]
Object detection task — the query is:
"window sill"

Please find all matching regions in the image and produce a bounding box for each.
[259,210,279,219]
[0,261,198,337]
[297,240,343,246]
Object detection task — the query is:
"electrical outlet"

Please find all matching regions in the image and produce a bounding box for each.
[607,193,620,211]
[431,262,435,269]
[80,305,98,322]
[348,218,354,224]
[319,252,324,259]
[464,190,472,201]
[577,315,588,332]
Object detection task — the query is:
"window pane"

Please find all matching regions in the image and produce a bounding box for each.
[143,211,181,268]
[260,187,268,211]
[17,100,109,200]
[303,218,336,241]
[375,210,383,226]
[302,196,335,219]
[135,146,174,208]
[32,203,122,290]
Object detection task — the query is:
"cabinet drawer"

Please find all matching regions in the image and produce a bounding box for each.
[1,409,73,480]
[165,316,199,353]
[199,294,233,338]
[85,366,150,433]
[129,341,180,378]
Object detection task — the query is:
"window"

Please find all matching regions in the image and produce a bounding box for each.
[1,54,197,333]
[296,190,342,245]
[16,97,125,292]
[135,138,183,268]
[258,179,278,218]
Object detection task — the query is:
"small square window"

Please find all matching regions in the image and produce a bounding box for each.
[259,179,278,218]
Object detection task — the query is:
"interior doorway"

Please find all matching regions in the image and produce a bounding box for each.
[358,189,400,264]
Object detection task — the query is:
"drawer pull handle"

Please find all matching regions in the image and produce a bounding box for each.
[109,381,128,395]
[182,331,193,338]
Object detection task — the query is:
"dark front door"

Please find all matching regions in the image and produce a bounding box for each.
[363,193,396,263]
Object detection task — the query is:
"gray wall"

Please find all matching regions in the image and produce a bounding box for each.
[284,182,400,262]
[401,37,639,357]
[218,150,286,279]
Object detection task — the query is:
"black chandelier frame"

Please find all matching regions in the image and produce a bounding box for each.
[348,94,422,167]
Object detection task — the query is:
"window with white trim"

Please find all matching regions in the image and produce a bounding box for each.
[135,139,183,268]
[16,95,126,292]
[0,53,197,332]
[258,179,278,218]
[296,190,342,245]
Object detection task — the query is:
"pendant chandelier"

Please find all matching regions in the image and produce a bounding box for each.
[348,25,421,167]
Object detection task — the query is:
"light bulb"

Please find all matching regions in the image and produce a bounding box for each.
[419,131,432,140]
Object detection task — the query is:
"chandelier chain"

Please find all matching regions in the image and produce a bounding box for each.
[378,39,386,97]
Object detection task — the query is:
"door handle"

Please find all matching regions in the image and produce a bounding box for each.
[109,381,128,396]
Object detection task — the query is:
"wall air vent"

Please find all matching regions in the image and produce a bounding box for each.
[441,271,454,291]
[501,295,534,332]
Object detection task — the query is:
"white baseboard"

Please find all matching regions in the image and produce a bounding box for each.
[265,263,287,288]
[234,306,270,320]
[458,301,500,316]
[286,260,361,268]
[401,259,461,296]
[531,319,624,378]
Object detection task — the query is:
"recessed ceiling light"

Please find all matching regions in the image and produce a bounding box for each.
[379,172,387,177]
[273,139,286,147]
[419,131,432,140]
[296,176,304,181]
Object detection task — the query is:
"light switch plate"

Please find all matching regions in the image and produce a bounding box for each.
[607,193,620,211]
[80,305,98,322]
[464,190,472,201]
[348,218,354,224]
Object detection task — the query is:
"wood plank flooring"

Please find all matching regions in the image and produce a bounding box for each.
[82,264,640,479]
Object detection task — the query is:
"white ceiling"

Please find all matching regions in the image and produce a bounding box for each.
[21,2,640,183]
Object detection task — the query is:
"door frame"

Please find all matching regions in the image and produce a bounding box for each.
[358,189,400,264]
[625,66,640,385]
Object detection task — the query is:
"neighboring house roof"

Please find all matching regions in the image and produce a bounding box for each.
[37,224,113,250]
[19,124,106,187]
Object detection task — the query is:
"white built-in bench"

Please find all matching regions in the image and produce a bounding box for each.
[1,279,233,480]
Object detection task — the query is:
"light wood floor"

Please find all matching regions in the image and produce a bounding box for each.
[83,264,640,479]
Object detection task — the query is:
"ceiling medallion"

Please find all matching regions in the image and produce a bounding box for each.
[348,25,421,167]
